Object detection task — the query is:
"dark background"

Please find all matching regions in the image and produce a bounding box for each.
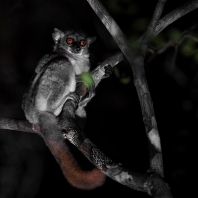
[0,0,197,197]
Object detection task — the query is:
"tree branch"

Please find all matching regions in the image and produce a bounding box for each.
[91,51,123,87]
[146,22,198,63]
[136,0,168,179]
[141,0,167,55]
[87,0,164,178]
[154,0,198,36]
[86,1,175,197]
[60,101,148,192]
[0,117,38,134]
[86,0,134,67]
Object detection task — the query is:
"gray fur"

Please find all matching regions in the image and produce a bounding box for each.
[22,28,96,127]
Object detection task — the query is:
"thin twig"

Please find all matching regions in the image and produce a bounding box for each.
[146,23,198,63]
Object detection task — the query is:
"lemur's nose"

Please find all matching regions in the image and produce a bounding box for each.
[75,43,80,51]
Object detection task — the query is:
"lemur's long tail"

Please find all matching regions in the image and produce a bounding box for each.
[39,111,106,190]
[47,138,106,189]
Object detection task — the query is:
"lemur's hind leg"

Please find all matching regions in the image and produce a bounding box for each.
[59,96,81,131]
[38,111,63,141]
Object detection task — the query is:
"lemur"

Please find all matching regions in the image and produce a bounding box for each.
[22,28,112,190]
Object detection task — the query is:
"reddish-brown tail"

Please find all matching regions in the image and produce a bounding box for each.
[45,137,106,189]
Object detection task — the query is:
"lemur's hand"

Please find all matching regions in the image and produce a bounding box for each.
[103,65,113,78]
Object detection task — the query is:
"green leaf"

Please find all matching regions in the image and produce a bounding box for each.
[150,33,166,46]
[180,38,197,56]
[168,28,182,42]
[79,72,94,89]
[120,76,131,85]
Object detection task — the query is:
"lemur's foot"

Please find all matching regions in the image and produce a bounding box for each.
[103,65,113,78]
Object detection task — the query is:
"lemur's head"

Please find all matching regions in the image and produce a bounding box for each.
[52,28,96,55]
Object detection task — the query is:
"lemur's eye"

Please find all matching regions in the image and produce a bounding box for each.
[80,39,86,47]
[66,38,73,44]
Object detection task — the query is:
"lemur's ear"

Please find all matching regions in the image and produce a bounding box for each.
[52,28,65,44]
[87,37,96,45]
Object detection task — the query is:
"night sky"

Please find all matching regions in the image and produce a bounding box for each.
[0,0,197,197]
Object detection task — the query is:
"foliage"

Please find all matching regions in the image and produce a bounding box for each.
[79,72,94,88]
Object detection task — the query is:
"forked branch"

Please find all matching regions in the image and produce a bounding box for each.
[86,0,198,197]
[87,0,165,180]
[154,0,198,36]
